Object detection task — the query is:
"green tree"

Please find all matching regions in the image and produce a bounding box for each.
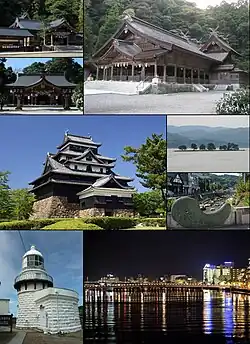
[0,171,12,220]
[191,143,198,150]
[133,190,164,217]
[199,144,206,150]
[10,189,35,220]
[207,142,216,150]
[72,83,83,110]
[23,62,47,74]
[122,133,166,205]
[178,145,187,150]
[0,58,16,111]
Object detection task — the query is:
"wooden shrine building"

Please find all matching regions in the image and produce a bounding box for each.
[6,73,76,110]
[29,133,136,218]
[0,14,82,52]
[91,16,248,87]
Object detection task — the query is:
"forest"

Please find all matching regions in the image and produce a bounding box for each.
[85,0,249,71]
[0,0,83,31]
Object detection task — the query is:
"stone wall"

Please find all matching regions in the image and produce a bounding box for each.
[16,290,38,329]
[79,208,134,217]
[31,196,80,219]
[35,291,81,334]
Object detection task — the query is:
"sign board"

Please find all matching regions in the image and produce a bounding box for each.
[0,314,13,332]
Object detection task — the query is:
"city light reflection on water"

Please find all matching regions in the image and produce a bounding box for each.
[85,291,250,343]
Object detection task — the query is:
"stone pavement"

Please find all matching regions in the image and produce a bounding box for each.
[22,331,83,344]
[84,91,227,114]
[0,107,83,116]
[8,332,26,344]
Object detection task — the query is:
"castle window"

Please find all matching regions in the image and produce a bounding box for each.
[74,165,78,170]
[34,282,36,289]
[86,155,92,161]
[86,165,92,173]
[100,168,103,173]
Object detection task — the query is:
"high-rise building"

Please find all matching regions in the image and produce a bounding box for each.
[203,262,238,284]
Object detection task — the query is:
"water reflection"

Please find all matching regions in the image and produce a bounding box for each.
[84,291,250,343]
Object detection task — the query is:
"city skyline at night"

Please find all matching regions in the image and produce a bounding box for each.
[84,231,250,281]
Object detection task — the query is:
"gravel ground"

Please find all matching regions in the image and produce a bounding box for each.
[23,331,83,344]
[84,91,226,114]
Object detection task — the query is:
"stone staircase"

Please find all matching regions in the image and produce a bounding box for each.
[84,80,150,95]
[214,84,230,91]
[192,84,209,92]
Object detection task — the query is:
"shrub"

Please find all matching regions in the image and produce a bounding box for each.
[83,217,137,230]
[216,89,249,114]
[42,219,102,230]
[0,219,60,230]
[135,217,166,227]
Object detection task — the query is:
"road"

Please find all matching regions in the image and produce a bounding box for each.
[84,91,226,114]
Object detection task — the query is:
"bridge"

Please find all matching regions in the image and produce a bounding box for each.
[85,281,250,303]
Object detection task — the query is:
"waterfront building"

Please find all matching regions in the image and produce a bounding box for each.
[14,245,81,334]
[88,15,248,87]
[30,132,136,218]
[203,262,242,284]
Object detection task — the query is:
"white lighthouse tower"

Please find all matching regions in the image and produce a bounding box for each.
[14,245,81,334]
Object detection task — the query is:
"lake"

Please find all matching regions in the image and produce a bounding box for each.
[84,290,250,344]
[167,149,250,172]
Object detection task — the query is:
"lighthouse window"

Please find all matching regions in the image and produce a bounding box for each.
[25,283,27,290]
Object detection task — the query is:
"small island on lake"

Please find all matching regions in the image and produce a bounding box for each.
[175,142,245,152]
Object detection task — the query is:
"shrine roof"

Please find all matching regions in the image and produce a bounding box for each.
[0,28,33,37]
[114,39,142,57]
[7,74,76,88]
[9,17,73,31]
[93,16,223,62]
[204,52,229,62]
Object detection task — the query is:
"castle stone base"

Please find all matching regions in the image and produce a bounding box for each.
[31,196,80,219]
[79,208,134,217]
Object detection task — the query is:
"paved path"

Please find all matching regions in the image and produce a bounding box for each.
[8,332,26,344]
[84,91,226,114]
[0,107,83,116]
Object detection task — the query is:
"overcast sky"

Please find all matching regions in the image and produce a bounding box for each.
[167,115,249,128]
[193,0,238,8]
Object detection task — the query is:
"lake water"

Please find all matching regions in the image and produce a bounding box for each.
[167,149,250,172]
[84,291,250,344]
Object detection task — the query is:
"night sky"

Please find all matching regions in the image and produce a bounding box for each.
[84,231,250,281]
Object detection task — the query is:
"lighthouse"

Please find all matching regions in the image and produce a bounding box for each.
[14,245,81,334]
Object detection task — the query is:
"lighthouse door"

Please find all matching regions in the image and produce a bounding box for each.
[39,306,46,329]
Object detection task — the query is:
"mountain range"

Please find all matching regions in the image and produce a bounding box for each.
[167,126,249,148]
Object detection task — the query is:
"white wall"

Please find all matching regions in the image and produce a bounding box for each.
[0,299,10,315]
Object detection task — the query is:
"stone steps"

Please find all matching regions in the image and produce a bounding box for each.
[84,81,150,95]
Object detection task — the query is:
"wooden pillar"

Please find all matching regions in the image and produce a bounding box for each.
[96,66,99,80]
[120,66,123,81]
[141,65,145,81]
[66,35,69,46]
[174,65,177,82]
[154,61,157,77]
[183,67,186,84]
[50,34,53,46]
[15,95,22,110]
[110,65,114,80]
[203,71,206,84]
[131,64,134,81]
[191,69,193,84]
[163,65,167,83]
[198,68,200,84]
[64,95,70,110]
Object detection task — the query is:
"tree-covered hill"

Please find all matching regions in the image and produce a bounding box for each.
[85,0,249,71]
[0,0,83,31]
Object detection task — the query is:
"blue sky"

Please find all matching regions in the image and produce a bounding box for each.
[5,58,83,71]
[0,231,83,316]
[0,116,166,192]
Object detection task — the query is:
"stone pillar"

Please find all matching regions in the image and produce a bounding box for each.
[174,65,177,82]
[66,35,69,46]
[96,66,99,80]
[120,66,123,81]
[141,65,145,81]
[203,71,206,84]
[183,67,186,84]
[15,95,22,110]
[198,68,200,84]
[131,64,134,81]
[163,65,167,83]
[110,65,114,81]
[50,34,53,46]
[191,69,193,83]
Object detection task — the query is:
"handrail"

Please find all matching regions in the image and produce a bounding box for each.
[136,76,152,91]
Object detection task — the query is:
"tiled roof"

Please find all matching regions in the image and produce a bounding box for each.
[0,28,33,37]
[61,134,102,147]
[7,74,76,87]
[213,64,234,71]
[205,52,229,62]
[10,18,71,31]
[114,39,142,57]
[72,148,116,163]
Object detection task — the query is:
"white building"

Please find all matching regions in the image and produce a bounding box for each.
[14,245,81,334]
[0,299,10,315]
[203,262,234,284]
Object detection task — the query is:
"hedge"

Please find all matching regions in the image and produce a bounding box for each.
[42,219,103,230]
[0,219,61,230]
[83,217,137,230]
[135,217,166,227]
